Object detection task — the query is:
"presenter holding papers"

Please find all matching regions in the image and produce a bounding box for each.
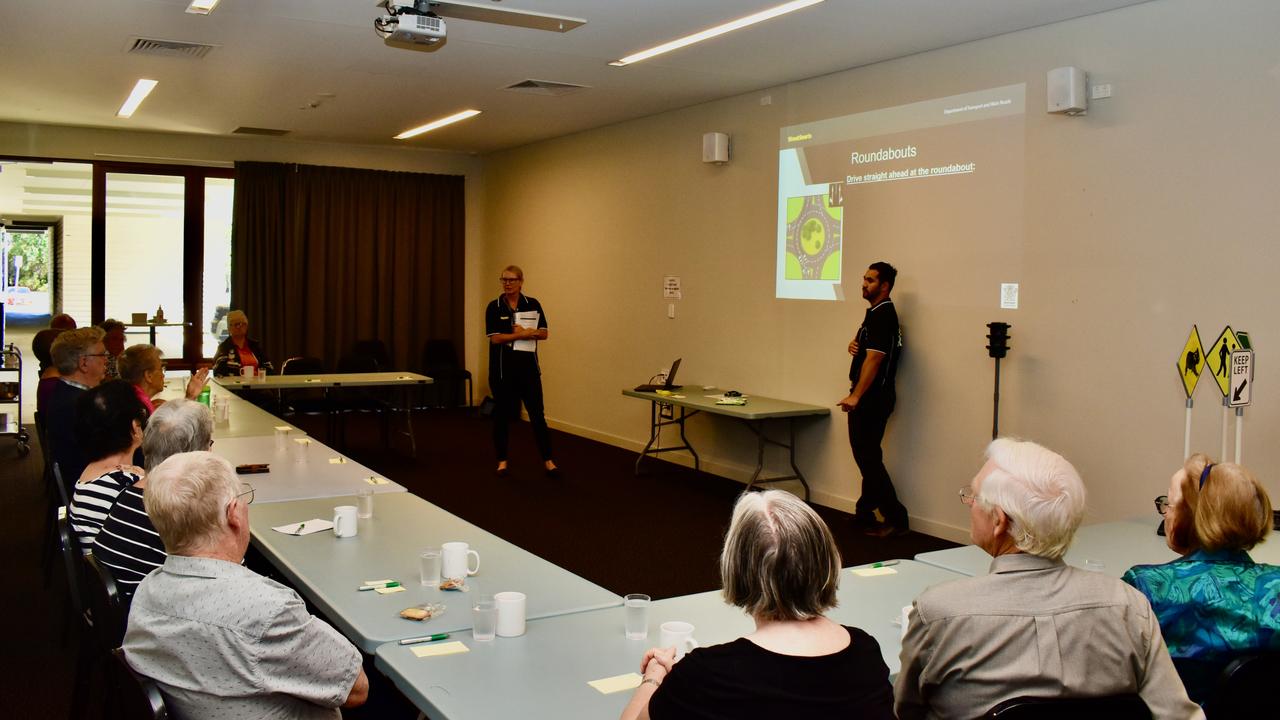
[838,262,908,538]
[486,265,559,477]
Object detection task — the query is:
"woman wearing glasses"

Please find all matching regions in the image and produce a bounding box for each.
[485,265,558,477]
[1122,454,1280,704]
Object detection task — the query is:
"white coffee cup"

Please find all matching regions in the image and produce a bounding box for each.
[659,621,699,659]
[441,541,480,579]
[240,365,254,378]
[494,591,526,637]
[332,505,359,538]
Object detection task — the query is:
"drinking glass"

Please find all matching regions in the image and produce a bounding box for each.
[624,593,650,640]
[357,488,374,519]
[472,595,497,641]
[419,547,442,587]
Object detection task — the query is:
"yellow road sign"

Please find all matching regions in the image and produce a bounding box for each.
[1175,325,1205,398]
[1205,326,1240,396]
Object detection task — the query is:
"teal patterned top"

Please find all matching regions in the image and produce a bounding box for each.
[1123,548,1280,701]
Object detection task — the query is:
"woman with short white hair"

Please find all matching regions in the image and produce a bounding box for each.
[212,310,273,377]
[620,490,894,720]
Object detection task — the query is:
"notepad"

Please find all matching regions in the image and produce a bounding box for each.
[294,438,312,446]
[375,585,406,595]
[411,641,470,658]
[273,425,292,432]
[328,457,349,465]
[851,566,898,577]
[365,476,391,486]
[272,519,334,535]
[588,673,643,694]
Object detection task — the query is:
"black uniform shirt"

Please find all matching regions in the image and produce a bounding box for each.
[485,293,548,382]
[848,299,901,395]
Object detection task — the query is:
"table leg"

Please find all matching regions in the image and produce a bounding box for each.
[634,402,700,475]
[403,385,418,457]
[740,417,810,501]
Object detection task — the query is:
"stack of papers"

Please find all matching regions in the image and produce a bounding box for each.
[272,519,334,535]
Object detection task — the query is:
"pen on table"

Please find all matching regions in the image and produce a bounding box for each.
[358,581,401,591]
[295,522,306,535]
[871,560,900,568]
[399,633,450,645]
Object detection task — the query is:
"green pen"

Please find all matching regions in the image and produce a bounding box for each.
[399,633,450,646]
[871,560,900,569]
[358,581,402,591]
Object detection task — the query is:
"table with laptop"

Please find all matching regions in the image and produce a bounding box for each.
[622,358,830,500]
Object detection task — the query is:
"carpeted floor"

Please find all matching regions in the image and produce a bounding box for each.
[1,407,958,718]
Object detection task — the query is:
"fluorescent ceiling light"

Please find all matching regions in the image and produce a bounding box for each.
[186,0,221,14]
[116,79,159,118]
[395,109,482,140]
[609,0,824,66]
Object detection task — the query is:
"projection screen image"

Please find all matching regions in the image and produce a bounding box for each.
[775,84,1026,300]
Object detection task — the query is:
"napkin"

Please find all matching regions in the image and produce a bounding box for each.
[411,641,470,658]
[850,566,898,577]
[588,673,643,694]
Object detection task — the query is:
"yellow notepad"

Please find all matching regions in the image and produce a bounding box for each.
[375,585,406,595]
[412,641,470,658]
[588,673,643,694]
[365,476,391,485]
[851,566,898,577]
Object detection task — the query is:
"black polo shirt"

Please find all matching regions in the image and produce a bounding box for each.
[485,293,548,382]
[849,299,900,395]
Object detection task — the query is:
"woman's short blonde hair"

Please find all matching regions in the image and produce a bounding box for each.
[1173,454,1272,553]
[226,310,249,327]
[117,344,162,385]
[144,451,240,555]
[720,490,841,621]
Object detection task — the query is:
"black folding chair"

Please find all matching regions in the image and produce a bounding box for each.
[422,338,472,408]
[108,648,169,720]
[334,353,391,448]
[984,694,1150,719]
[1205,652,1280,717]
[82,552,129,651]
[352,339,392,371]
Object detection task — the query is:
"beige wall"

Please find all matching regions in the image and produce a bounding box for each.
[481,0,1280,542]
[0,122,487,377]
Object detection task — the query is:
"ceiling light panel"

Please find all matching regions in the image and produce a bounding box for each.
[395,109,482,140]
[186,0,221,15]
[610,0,825,66]
[117,79,158,118]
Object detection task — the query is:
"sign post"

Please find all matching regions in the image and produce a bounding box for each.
[1175,326,1206,459]
[1228,347,1254,463]
[1205,326,1240,460]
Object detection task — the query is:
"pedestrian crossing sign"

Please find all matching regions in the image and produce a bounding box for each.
[1205,326,1240,397]
[1175,326,1205,398]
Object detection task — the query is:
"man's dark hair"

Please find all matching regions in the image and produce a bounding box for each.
[100,318,126,334]
[32,328,67,372]
[75,380,149,462]
[869,261,898,289]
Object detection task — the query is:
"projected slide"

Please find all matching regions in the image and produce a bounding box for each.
[775,84,1025,300]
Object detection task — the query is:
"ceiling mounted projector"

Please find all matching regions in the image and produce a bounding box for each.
[374,1,586,50]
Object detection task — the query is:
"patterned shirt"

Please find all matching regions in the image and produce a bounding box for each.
[124,555,362,720]
[1123,549,1280,701]
[68,468,142,553]
[92,486,165,601]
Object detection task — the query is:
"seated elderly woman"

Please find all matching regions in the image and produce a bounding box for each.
[67,380,148,551]
[92,399,213,600]
[117,344,210,414]
[1123,454,1280,704]
[32,326,67,412]
[212,310,273,377]
[620,490,895,720]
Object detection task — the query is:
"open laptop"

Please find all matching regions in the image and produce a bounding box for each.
[634,358,682,392]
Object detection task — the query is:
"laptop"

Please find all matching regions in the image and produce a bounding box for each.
[634,358,683,392]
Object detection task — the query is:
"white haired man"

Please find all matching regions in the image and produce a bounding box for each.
[894,438,1202,719]
[124,451,368,717]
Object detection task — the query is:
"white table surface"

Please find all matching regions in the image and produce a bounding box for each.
[374,559,965,720]
[156,379,298,439]
[215,371,432,390]
[213,434,406,504]
[249,493,623,654]
[910,518,1257,578]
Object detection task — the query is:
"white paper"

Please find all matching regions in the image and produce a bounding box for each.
[272,519,334,535]
[513,311,540,352]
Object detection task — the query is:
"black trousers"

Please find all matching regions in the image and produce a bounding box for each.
[848,392,908,527]
[491,369,553,462]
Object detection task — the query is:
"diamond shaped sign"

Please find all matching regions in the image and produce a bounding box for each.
[1175,325,1205,399]
[1205,326,1241,397]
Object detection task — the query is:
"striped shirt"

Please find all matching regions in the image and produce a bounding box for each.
[93,486,166,601]
[68,468,142,553]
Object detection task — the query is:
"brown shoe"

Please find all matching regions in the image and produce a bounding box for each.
[864,524,910,539]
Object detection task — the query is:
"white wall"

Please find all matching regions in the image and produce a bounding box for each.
[481,0,1280,542]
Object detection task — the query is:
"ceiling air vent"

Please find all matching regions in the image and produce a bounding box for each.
[126,37,218,59]
[503,79,588,97]
[233,127,291,137]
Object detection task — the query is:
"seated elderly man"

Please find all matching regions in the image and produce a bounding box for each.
[895,438,1202,720]
[124,451,368,716]
[47,327,109,492]
[92,400,212,600]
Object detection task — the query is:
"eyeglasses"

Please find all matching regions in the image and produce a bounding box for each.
[499,277,521,283]
[237,483,255,505]
[84,353,110,358]
[959,487,978,506]
[1154,495,1170,516]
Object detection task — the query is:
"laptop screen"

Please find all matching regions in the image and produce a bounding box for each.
[664,358,682,388]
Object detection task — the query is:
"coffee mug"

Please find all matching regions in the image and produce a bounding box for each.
[441,541,480,579]
[240,365,254,378]
[333,505,359,538]
[659,621,699,659]
[494,591,526,637]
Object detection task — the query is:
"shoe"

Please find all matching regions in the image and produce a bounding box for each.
[864,524,910,539]
[495,465,509,477]
[544,464,561,478]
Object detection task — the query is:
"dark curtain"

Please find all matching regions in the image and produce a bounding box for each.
[231,162,464,373]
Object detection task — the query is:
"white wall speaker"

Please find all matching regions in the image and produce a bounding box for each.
[702,132,730,164]
[1047,66,1087,115]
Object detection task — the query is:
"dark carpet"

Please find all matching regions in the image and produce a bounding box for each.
[1,407,957,718]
